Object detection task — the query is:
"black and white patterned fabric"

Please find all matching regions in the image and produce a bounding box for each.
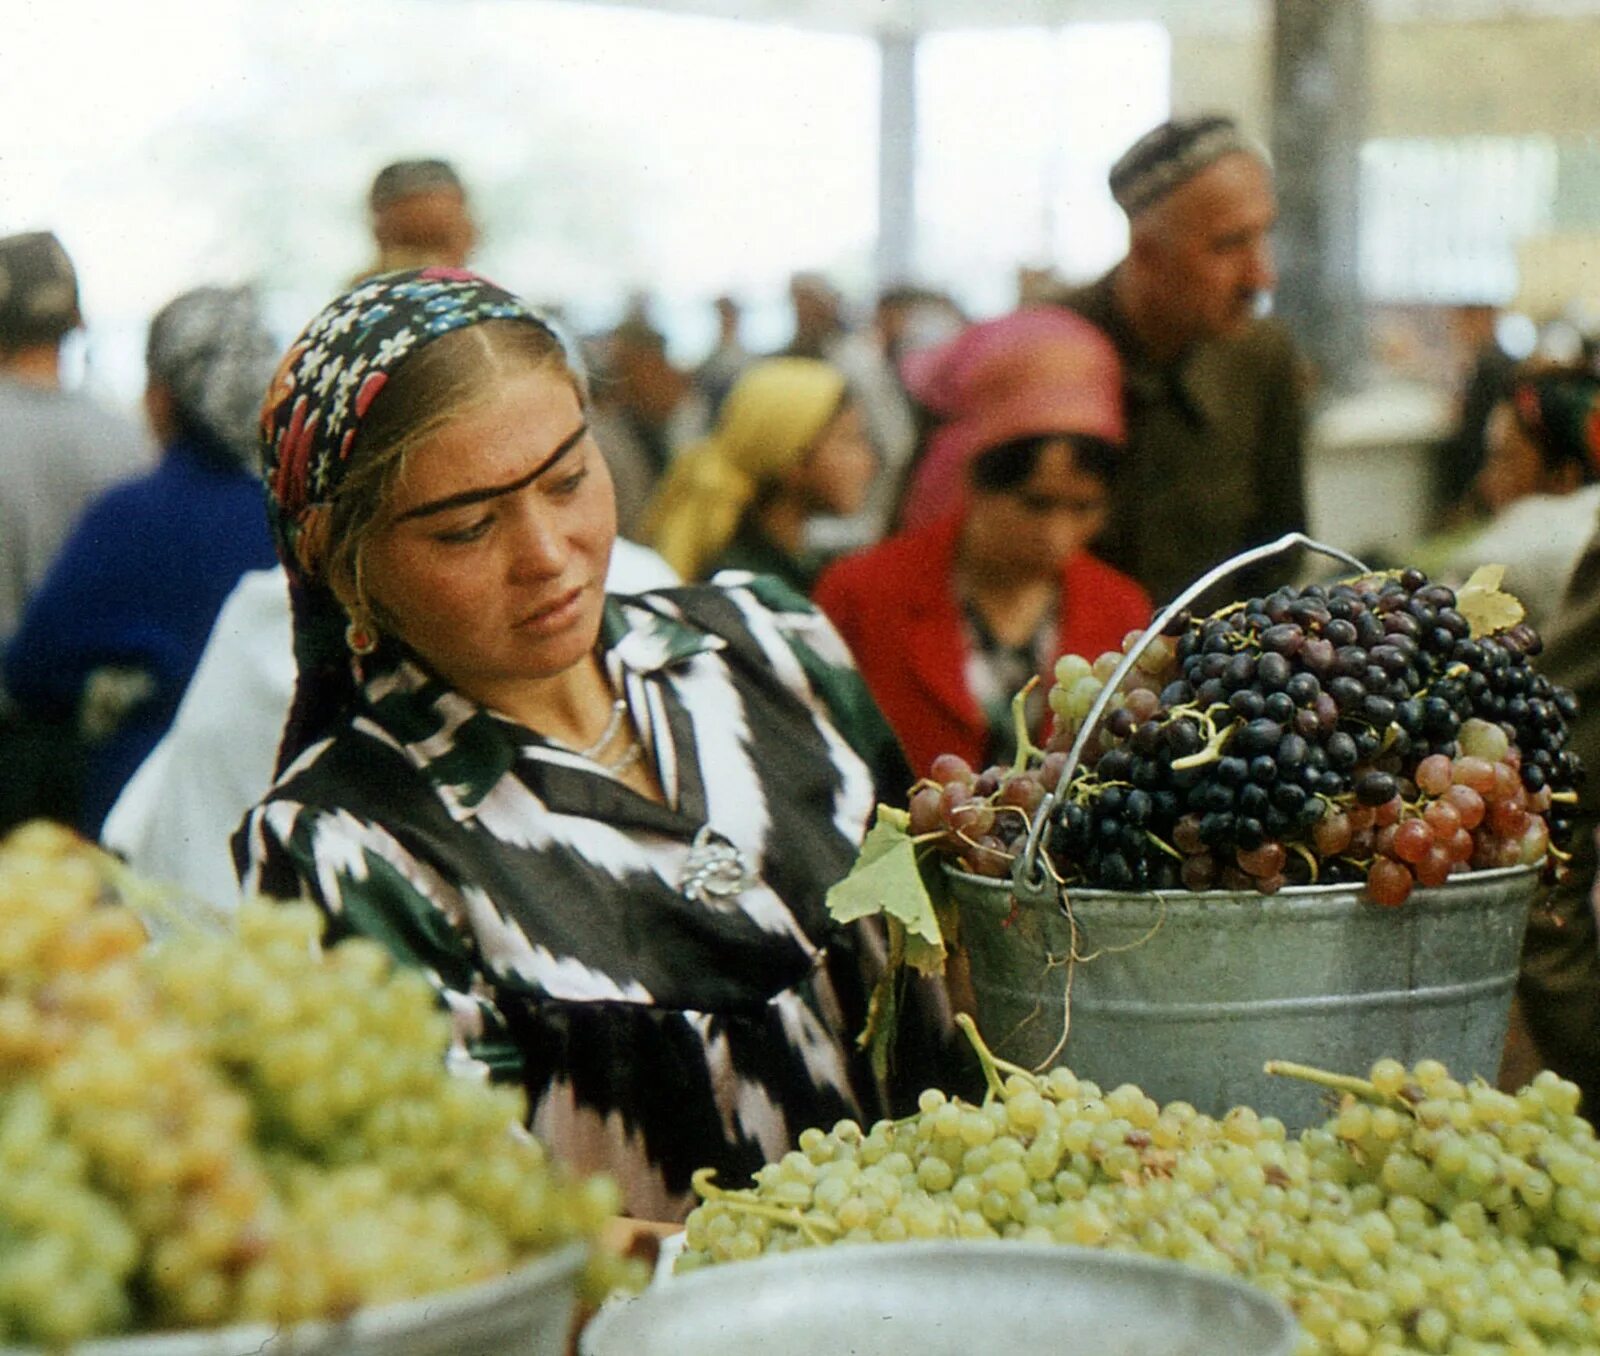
[235,575,912,1219]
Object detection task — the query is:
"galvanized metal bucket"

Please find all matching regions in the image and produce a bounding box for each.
[0,1243,586,1356]
[948,863,1542,1129]
[582,1241,1298,1356]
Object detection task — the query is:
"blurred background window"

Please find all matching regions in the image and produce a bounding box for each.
[3,0,880,391]
[1360,136,1561,305]
[914,23,1170,316]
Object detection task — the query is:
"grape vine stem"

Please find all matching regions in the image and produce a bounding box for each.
[1262,1060,1415,1115]
[1170,709,1237,771]
[955,1012,1036,1100]
[690,1168,841,1245]
[1008,677,1043,778]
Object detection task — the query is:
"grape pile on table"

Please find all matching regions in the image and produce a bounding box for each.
[911,567,1580,906]
[680,1016,1600,1354]
[0,822,626,1348]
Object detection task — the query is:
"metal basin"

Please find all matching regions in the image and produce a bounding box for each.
[949,863,1542,1129]
[582,1241,1296,1356]
[0,1243,585,1356]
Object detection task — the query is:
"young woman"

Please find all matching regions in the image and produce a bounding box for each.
[814,308,1152,776]
[644,357,877,592]
[235,269,918,1221]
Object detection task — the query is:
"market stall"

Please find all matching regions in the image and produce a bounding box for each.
[0,543,1589,1355]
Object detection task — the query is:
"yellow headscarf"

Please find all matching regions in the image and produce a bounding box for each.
[644,357,847,582]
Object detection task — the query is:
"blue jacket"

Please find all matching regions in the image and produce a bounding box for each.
[4,440,278,834]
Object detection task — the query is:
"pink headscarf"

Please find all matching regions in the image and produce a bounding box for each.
[898,306,1124,532]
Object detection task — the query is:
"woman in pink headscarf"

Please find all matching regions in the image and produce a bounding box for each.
[813,307,1151,777]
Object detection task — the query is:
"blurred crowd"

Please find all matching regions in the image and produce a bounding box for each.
[3,112,1599,1114]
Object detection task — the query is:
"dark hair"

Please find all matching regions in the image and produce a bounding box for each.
[0,231,80,351]
[969,434,1119,493]
[368,159,465,211]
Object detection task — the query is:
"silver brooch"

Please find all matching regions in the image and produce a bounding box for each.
[680,825,755,906]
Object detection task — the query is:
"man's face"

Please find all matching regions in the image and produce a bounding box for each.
[373,189,477,269]
[1133,152,1278,346]
[964,439,1109,580]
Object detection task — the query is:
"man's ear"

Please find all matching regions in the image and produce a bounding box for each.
[1126,217,1163,271]
[143,382,179,444]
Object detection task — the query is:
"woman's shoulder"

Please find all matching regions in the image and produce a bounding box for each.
[616,576,830,656]
[254,718,429,826]
[612,577,868,710]
[50,468,161,553]
[1058,552,1155,657]
[238,724,450,894]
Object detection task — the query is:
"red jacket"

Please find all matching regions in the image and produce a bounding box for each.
[813,513,1153,778]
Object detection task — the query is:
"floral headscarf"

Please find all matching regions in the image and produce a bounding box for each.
[260,267,563,769]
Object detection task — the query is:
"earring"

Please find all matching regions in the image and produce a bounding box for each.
[345,617,378,656]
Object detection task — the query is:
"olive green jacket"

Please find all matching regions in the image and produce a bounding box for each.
[1059,271,1310,606]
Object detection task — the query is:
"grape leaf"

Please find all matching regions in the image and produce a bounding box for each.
[1456,563,1525,637]
[827,804,947,976]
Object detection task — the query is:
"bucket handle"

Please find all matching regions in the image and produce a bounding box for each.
[1011,531,1372,910]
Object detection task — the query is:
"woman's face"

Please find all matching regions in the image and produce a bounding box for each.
[792,402,877,518]
[354,365,616,709]
[963,438,1109,579]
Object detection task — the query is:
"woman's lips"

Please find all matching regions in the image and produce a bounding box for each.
[516,585,586,635]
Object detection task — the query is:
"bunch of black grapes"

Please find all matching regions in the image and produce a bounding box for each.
[913,568,1580,900]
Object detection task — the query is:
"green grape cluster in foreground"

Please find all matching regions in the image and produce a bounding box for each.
[681,1016,1600,1355]
[0,821,626,1347]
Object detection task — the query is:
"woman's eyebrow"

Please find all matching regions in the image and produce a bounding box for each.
[396,422,589,522]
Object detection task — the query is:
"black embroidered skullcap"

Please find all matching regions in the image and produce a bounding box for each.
[367,159,466,212]
[0,231,81,347]
[1108,115,1257,217]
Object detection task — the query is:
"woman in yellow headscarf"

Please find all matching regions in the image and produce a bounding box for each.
[644,357,876,591]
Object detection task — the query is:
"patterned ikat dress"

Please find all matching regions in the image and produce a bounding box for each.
[235,576,911,1219]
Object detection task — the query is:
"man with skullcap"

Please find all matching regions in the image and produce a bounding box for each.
[1055,114,1309,605]
[0,230,150,829]
[0,231,149,644]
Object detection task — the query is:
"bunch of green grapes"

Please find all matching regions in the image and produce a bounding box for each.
[149,897,623,1322]
[0,821,277,1336]
[0,821,625,1346]
[0,1083,138,1344]
[680,1016,1600,1354]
